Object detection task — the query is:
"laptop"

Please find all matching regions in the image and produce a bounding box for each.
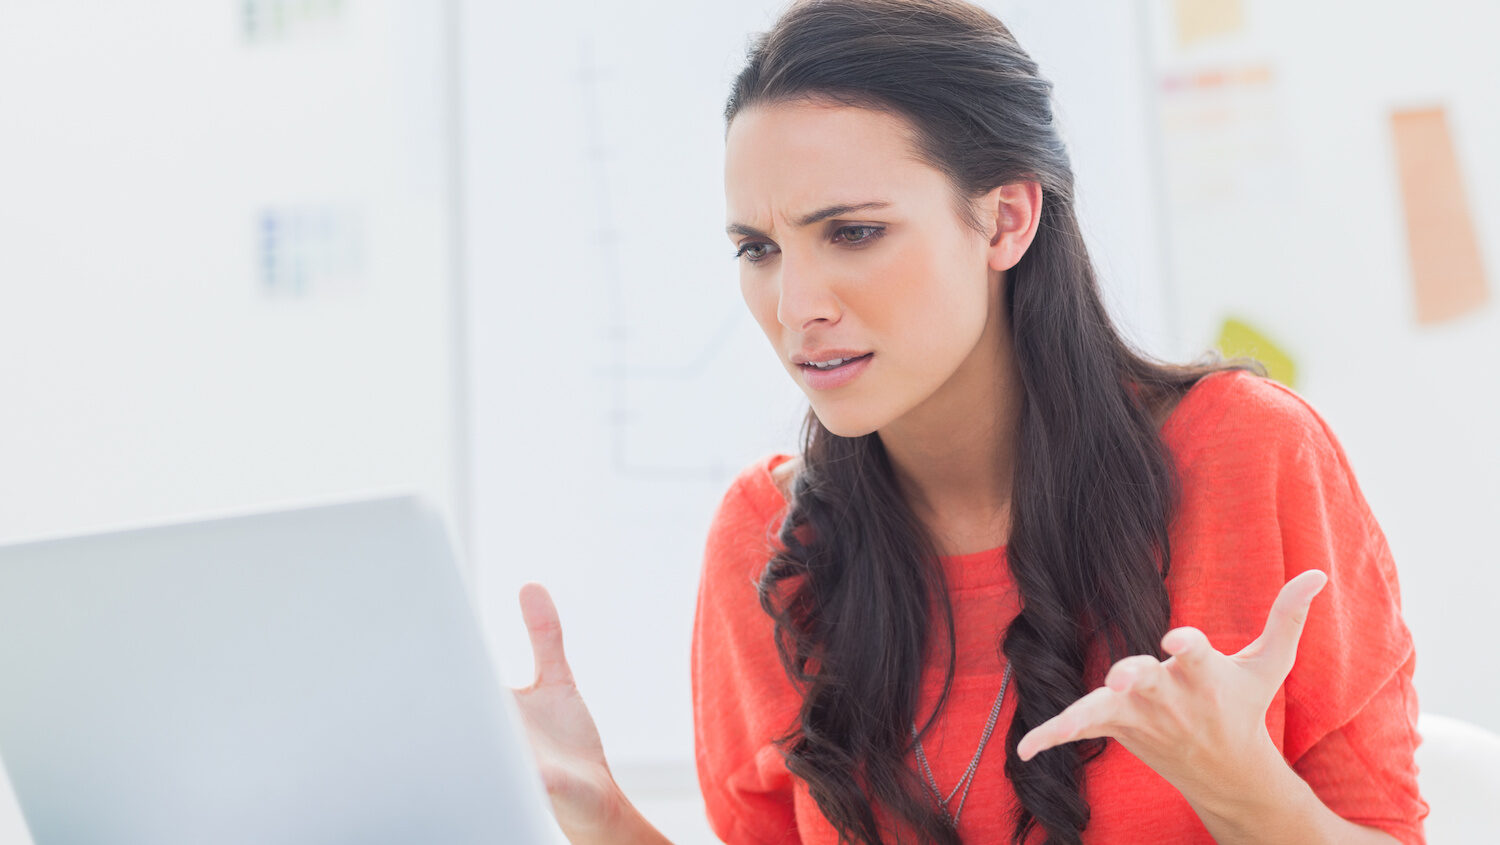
[0,494,565,844]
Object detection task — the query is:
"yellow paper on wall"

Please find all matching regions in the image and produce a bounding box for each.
[1215,317,1297,388]
[1173,0,1245,47]
[1391,106,1490,324]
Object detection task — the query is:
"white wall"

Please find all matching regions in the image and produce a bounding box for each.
[0,0,457,546]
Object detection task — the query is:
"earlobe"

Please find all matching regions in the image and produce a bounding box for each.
[985,181,1043,273]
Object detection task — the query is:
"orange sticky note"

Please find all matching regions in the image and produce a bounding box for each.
[1391,106,1490,324]
[1173,0,1245,47]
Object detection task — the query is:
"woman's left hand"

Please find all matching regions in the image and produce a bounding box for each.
[1016,569,1329,803]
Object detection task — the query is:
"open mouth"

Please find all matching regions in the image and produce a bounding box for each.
[800,353,873,371]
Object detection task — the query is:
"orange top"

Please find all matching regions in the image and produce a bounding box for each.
[691,370,1427,844]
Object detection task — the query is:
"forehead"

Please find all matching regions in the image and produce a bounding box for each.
[724,101,945,225]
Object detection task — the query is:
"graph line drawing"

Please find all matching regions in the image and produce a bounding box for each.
[577,36,744,483]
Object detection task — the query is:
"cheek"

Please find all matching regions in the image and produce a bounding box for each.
[740,275,782,342]
[860,246,990,361]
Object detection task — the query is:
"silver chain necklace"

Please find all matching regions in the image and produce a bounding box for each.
[910,663,1012,827]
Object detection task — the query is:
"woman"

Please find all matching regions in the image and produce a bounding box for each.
[511,1,1427,842]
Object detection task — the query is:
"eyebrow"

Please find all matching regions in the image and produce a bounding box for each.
[726,201,892,238]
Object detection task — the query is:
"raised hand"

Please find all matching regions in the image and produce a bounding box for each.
[1016,570,1330,801]
[510,582,625,842]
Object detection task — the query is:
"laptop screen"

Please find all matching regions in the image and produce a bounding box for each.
[0,495,563,845]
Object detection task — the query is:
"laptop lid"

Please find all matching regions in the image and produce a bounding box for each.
[0,494,562,844]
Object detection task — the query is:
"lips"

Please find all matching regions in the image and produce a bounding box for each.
[798,351,874,391]
[791,348,873,366]
[800,353,873,371]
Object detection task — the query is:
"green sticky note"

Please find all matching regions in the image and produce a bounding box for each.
[1215,317,1297,388]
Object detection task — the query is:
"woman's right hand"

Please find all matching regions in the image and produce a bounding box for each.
[510,582,627,842]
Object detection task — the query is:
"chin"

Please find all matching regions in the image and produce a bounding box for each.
[807,404,884,439]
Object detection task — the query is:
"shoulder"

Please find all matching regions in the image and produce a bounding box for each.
[1162,374,1409,738]
[1165,368,1352,476]
[769,454,802,503]
[699,453,797,594]
[692,459,807,842]
[716,452,796,525]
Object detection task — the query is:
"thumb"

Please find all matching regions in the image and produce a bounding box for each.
[519,582,575,688]
[1238,569,1328,682]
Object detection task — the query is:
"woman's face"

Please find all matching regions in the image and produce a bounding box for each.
[724,100,1008,439]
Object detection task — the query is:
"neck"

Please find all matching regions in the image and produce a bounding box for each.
[877,328,1022,556]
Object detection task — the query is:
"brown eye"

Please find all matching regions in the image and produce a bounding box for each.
[834,225,883,245]
[735,242,778,262]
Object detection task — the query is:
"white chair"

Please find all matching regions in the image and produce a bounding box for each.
[1415,712,1500,843]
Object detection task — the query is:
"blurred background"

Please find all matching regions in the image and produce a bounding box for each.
[0,0,1495,842]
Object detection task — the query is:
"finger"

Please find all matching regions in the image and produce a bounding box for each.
[1237,569,1328,680]
[518,582,575,687]
[1160,626,1215,677]
[1105,654,1165,697]
[1017,686,1120,761]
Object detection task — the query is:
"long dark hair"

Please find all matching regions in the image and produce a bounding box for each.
[727,2,1252,842]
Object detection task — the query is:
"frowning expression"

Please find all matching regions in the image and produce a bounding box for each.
[725,100,1004,438]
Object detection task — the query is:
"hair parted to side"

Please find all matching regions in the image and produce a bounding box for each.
[726,1,1257,843]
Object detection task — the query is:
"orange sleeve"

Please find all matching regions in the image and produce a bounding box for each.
[1259,382,1428,842]
[691,463,803,845]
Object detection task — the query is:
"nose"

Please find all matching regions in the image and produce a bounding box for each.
[775,254,842,331]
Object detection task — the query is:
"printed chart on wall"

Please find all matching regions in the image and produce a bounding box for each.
[575,34,803,484]
[1144,0,1495,381]
[1145,0,1303,385]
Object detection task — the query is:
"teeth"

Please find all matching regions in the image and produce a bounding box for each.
[810,356,855,370]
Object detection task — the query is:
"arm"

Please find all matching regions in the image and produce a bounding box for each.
[691,465,804,845]
[568,787,675,845]
[511,460,796,845]
[1183,734,1399,844]
[1199,655,1425,843]
[509,583,679,845]
[1016,572,1402,844]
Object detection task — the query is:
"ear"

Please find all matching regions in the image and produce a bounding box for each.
[981,181,1043,273]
